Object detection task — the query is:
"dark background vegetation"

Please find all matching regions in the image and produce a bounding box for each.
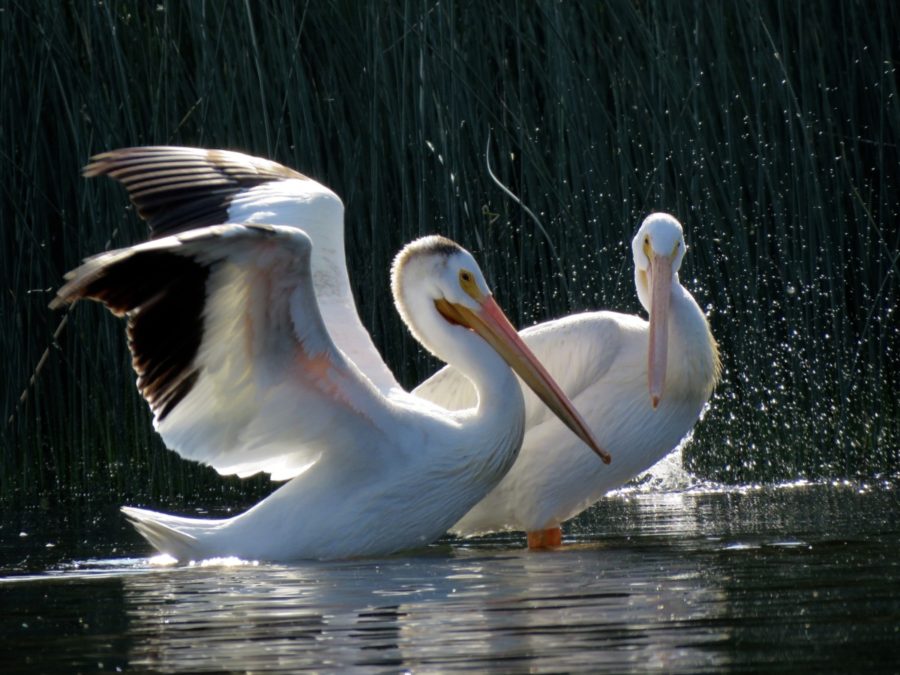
[1,1,897,505]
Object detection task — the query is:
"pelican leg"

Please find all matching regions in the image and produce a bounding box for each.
[526,527,562,549]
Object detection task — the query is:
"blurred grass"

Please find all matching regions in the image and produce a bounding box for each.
[0,0,897,503]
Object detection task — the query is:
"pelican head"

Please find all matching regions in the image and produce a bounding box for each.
[393,235,610,463]
[391,236,491,321]
[632,213,687,409]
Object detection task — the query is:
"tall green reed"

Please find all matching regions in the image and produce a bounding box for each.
[1,1,896,503]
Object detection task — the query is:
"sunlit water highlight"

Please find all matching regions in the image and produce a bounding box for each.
[1,470,898,673]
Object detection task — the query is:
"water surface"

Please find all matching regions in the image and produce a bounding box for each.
[2,481,898,672]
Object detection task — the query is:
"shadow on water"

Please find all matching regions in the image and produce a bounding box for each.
[1,481,898,673]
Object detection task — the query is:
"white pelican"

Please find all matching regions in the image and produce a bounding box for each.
[414,213,721,548]
[52,148,610,562]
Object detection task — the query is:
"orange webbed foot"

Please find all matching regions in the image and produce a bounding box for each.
[526,526,562,550]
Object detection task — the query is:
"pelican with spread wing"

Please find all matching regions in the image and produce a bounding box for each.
[53,148,609,561]
[416,213,720,548]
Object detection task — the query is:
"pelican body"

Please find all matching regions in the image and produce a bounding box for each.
[53,147,608,561]
[415,214,720,545]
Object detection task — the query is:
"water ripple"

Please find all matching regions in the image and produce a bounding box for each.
[2,482,898,672]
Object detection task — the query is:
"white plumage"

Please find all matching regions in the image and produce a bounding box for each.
[415,213,720,546]
[53,147,608,561]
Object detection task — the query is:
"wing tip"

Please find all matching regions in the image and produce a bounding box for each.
[82,146,308,181]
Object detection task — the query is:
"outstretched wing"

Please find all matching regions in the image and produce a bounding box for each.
[53,224,397,480]
[84,146,400,394]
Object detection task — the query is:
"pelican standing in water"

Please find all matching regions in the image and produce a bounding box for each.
[52,148,610,562]
[415,213,720,548]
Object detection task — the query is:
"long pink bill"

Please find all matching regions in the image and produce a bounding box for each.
[451,296,612,464]
[648,252,674,408]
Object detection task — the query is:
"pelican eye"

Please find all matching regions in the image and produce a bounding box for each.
[458,268,482,300]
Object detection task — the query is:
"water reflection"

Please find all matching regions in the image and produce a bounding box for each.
[118,541,731,671]
[2,482,898,672]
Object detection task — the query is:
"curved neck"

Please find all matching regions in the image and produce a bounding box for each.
[398,287,525,420]
[401,294,528,485]
[439,325,525,415]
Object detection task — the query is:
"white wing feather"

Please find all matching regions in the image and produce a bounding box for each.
[224,179,401,394]
[60,224,398,481]
[164,225,398,479]
[83,146,401,395]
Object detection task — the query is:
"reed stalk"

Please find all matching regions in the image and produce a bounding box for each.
[1,0,896,502]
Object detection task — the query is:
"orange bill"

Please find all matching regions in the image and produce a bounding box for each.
[647,251,674,408]
[437,296,611,464]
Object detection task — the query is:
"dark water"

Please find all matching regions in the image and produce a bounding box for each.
[1,481,898,673]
